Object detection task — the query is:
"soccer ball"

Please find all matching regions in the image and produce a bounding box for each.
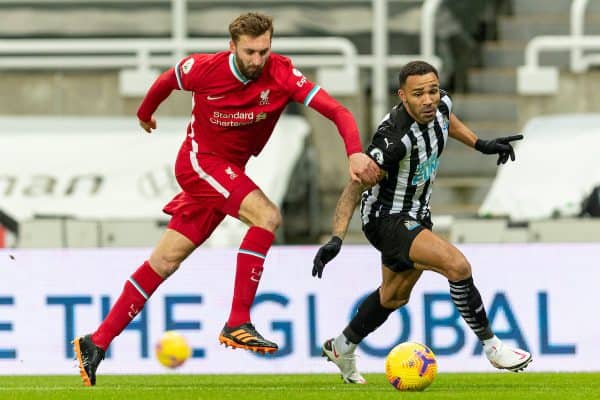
[155,331,192,369]
[385,342,437,391]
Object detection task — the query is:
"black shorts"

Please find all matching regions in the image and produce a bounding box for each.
[362,214,433,272]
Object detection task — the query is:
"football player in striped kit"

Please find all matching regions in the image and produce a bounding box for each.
[313,60,530,384]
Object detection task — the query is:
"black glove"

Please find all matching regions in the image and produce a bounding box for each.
[312,236,343,279]
[475,134,523,165]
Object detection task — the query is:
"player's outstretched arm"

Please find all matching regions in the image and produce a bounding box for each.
[332,180,370,240]
[448,113,478,147]
[312,179,369,279]
[307,90,379,185]
[136,68,179,133]
[474,134,523,165]
[449,113,523,165]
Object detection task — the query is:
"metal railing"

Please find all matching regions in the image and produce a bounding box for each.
[569,0,600,72]
[518,0,600,94]
[0,37,358,71]
[0,0,442,127]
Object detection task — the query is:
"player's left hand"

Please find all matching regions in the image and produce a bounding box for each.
[474,134,523,165]
[312,236,343,279]
[349,153,379,185]
[139,117,157,133]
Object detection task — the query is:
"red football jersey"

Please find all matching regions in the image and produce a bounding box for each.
[174,51,320,167]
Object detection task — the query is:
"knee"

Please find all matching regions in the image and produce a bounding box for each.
[256,205,282,232]
[445,254,472,281]
[148,253,182,278]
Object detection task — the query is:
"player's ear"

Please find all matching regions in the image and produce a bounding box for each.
[229,40,236,52]
[398,88,406,103]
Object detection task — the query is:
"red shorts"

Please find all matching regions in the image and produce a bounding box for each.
[163,151,258,246]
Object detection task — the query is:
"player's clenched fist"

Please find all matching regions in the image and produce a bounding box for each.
[349,153,380,186]
[139,117,157,133]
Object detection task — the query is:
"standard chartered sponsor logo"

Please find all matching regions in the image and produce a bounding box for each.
[213,111,254,120]
[210,111,255,127]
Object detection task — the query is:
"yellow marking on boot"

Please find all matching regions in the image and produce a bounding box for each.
[235,333,253,340]
[218,335,277,354]
[72,338,92,387]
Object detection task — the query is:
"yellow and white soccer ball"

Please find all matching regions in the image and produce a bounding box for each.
[385,342,437,391]
[155,331,192,369]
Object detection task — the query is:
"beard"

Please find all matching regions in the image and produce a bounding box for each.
[238,62,264,80]
[405,102,437,124]
[419,108,436,123]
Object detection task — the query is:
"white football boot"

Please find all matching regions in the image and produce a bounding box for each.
[484,338,532,372]
[322,338,367,384]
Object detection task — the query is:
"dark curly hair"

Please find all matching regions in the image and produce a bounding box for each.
[398,61,439,87]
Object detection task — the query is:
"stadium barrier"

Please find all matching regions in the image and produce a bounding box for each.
[450,218,600,243]
[518,0,600,94]
[0,115,309,248]
[479,114,600,221]
[0,243,595,374]
[0,0,444,128]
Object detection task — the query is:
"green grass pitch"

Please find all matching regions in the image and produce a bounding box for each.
[0,373,598,400]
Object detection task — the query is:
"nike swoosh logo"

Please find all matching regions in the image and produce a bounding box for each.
[513,350,528,360]
[332,343,339,358]
[206,95,225,100]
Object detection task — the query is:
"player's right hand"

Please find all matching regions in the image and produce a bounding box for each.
[139,117,157,133]
[312,236,343,279]
[349,153,380,186]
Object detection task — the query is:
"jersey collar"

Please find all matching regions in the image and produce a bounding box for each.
[229,53,250,85]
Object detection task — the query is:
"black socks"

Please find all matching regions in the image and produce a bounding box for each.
[345,288,395,344]
[449,276,494,341]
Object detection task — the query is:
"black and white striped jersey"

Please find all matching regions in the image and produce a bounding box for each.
[361,92,452,225]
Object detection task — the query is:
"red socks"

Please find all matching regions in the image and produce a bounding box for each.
[227,227,275,327]
[91,227,274,349]
[92,261,164,350]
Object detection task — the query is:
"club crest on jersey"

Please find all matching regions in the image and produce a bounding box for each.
[256,112,268,122]
[369,147,384,166]
[225,167,238,180]
[403,220,421,231]
[182,58,195,74]
[259,89,270,105]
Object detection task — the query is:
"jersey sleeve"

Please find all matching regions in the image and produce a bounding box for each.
[173,54,211,92]
[307,89,362,155]
[136,68,179,122]
[273,56,321,106]
[365,118,408,171]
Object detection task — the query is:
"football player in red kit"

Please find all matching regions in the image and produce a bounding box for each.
[73,12,379,386]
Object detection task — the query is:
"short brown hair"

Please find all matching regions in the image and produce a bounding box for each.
[229,12,274,43]
[398,61,439,87]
